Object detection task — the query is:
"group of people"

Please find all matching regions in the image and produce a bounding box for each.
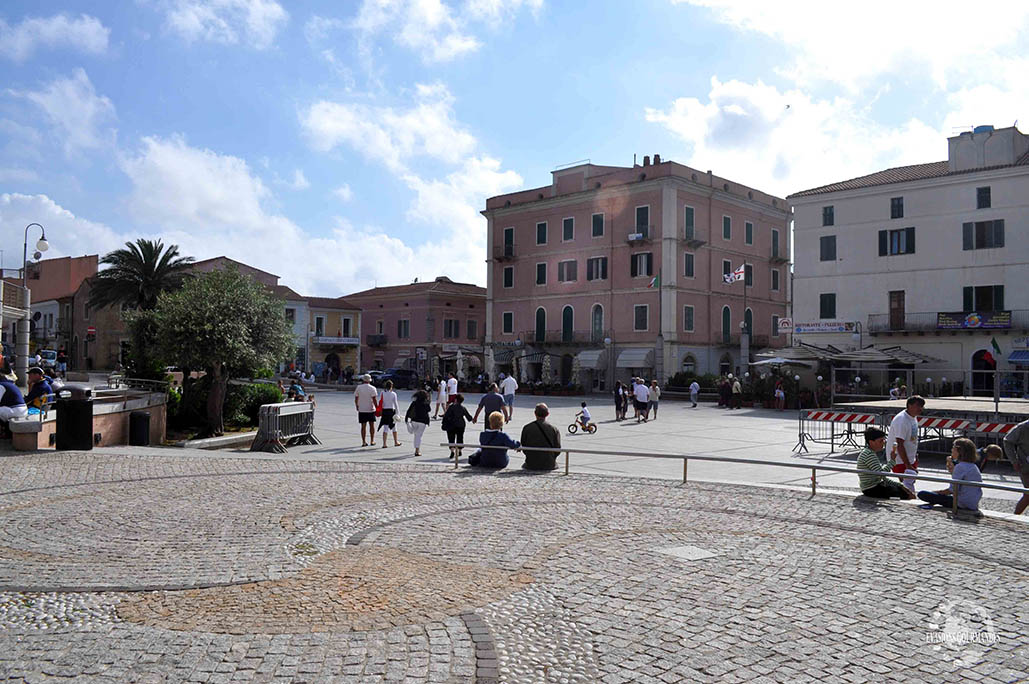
[0,362,59,433]
[612,378,661,422]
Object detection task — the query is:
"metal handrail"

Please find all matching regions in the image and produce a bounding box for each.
[439,443,1029,517]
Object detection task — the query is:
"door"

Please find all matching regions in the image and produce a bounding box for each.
[534,308,546,343]
[562,306,573,342]
[591,305,604,343]
[503,226,514,257]
[972,349,996,396]
[889,291,905,330]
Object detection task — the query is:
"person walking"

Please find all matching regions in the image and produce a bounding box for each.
[648,380,661,419]
[442,394,474,461]
[731,376,742,410]
[405,389,432,457]
[886,395,925,491]
[634,379,650,423]
[1003,418,1029,515]
[446,372,459,405]
[433,376,447,419]
[354,374,378,447]
[689,379,700,408]
[613,381,625,421]
[500,372,519,418]
[472,383,509,424]
[378,380,402,448]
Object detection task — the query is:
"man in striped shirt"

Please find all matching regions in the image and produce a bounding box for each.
[857,427,915,499]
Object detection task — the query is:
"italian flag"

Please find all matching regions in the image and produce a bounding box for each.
[648,274,659,288]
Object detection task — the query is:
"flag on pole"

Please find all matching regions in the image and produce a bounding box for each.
[648,273,660,288]
[991,337,1002,356]
[723,264,745,284]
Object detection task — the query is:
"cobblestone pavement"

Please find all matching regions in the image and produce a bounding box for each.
[1,450,1027,683]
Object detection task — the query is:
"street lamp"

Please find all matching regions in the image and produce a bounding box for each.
[22,223,48,287]
[794,374,801,411]
[16,223,48,388]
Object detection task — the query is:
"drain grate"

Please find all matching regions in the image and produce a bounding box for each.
[656,545,717,561]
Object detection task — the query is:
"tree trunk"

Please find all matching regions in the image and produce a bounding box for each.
[207,362,227,437]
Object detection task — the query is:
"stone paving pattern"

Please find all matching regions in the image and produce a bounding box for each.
[1,450,1028,682]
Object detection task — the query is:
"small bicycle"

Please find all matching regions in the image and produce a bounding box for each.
[567,421,597,434]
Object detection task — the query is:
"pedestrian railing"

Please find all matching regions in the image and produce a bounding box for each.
[440,442,1029,519]
[794,410,879,453]
[251,402,321,453]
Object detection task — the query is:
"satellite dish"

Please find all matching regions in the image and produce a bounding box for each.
[32,311,41,321]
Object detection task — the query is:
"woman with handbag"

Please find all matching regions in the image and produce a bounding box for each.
[405,389,432,457]
[378,380,402,448]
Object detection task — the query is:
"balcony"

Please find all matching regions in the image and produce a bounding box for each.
[313,336,360,346]
[769,248,789,265]
[493,243,515,261]
[626,225,654,244]
[716,331,741,347]
[366,334,388,347]
[868,310,1029,334]
[519,329,610,346]
[683,228,706,248]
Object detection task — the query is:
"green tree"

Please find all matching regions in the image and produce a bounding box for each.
[152,267,293,436]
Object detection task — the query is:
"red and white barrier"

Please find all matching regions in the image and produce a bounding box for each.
[917,417,972,430]
[804,411,877,424]
[974,422,1017,435]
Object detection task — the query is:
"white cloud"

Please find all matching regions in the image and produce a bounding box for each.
[9,69,116,156]
[645,77,942,196]
[354,0,480,63]
[463,0,543,21]
[332,184,353,202]
[289,169,310,190]
[302,83,477,172]
[0,13,110,61]
[162,0,288,49]
[0,193,124,263]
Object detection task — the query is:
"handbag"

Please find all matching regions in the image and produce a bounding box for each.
[374,395,383,417]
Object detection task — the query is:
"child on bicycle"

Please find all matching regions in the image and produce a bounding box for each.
[576,402,592,429]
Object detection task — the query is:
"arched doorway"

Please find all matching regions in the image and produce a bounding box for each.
[591,304,604,343]
[534,307,546,343]
[562,306,573,343]
[744,308,753,336]
[681,354,696,374]
[719,353,732,376]
[721,306,731,343]
[972,349,996,396]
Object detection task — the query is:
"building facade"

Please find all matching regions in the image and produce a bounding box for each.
[16,255,99,353]
[789,125,1029,393]
[483,156,790,388]
[305,296,362,378]
[345,277,486,378]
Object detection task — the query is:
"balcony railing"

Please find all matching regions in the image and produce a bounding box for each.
[366,334,388,347]
[868,310,1029,334]
[716,331,741,346]
[493,244,515,261]
[683,228,706,248]
[519,329,610,346]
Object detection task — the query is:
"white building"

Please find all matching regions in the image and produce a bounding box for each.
[789,125,1029,392]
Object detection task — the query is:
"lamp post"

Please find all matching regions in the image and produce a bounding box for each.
[794,374,801,411]
[604,336,612,392]
[16,223,48,387]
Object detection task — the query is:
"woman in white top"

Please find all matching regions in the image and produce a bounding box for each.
[378,380,402,448]
[434,376,447,419]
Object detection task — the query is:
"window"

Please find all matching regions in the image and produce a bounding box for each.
[963,285,1004,312]
[502,312,513,334]
[502,226,514,257]
[315,316,325,337]
[443,319,460,338]
[683,252,695,278]
[683,305,694,332]
[962,220,1004,250]
[561,306,574,341]
[534,308,546,342]
[591,304,604,340]
[562,217,574,241]
[820,235,836,261]
[630,252,653,278]
[772,315,781,337]
[744,264,753,287]
[503,266,514,288]
[397,319,410,339]
[977,186,991,209]
[681,355,696,373]
[635,206,650,237]
[467,319,478,340]
[342,318,351,336]
[586,256,608,281]
[684,206,695,239]
[557,260,577,282]
[721,306,731,343]
[771,269,780,292]
[745,221,753,245]
[722,260,732,279]
[536,262,547,285]
[743,308,753,335]
[722,215,731,240]
[285,308,295,323]
[536,221,547,245]
[878,227,915,256]
[890,197,904,219]
[771,228,780,258]
[633,304,648,331]
[819,293,836,319]
[376,320,384,334]
[592,213,604,237]
[822,206,834,226]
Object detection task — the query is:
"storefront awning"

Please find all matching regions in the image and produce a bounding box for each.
[616,347,654,369]
[1009,350,1029,364]
[576,349,607,369]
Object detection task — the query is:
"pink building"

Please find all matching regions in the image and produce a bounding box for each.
[345,277,486,378]
[482,156,790,388]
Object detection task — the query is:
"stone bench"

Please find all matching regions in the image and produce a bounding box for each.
[9,414,56,451]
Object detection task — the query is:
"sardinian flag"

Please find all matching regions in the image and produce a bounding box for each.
[723,264,745,284]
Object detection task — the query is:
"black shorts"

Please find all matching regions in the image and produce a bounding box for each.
[358,411,376,424]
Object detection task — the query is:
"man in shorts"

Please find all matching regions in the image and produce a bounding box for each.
[446,372,459,404]
[500,372,518,417]
[354,374,378,447]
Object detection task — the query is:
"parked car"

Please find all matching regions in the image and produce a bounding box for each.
[38,349,58,369]
[375,368,418,389]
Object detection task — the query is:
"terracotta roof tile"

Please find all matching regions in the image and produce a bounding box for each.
[346,277,485,300]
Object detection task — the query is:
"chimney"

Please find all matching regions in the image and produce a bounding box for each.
[643,155,651,166]
[653,154,661,164]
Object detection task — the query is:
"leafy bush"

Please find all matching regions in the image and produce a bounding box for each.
[666,372,720,390]
[170,378,282,431]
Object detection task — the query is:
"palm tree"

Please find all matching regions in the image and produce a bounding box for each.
[89,239,194,311]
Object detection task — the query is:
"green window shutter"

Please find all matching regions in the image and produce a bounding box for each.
[905,226,915,254]
[878,230,887,256]
[962,222,973,250]
[630,254,638,278]
[994,220,1004,248]
[963,286,973,312]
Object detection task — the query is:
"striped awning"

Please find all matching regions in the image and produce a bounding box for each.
[1009,350,1029,363]
[576,349,607,369]
[616,347,654,369]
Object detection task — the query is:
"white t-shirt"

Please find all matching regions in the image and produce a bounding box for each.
[380,390,398,410]
[889,387,900,400]
[437,380,447,401]
[500,375,518,395]
[634,384,650,402]
[354,383,378,412]
[689,381,700,394]
[580,406,591,421]
[446,377,458,396]
[886,409,920,466]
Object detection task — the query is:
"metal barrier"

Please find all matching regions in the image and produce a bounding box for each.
[793,410,880,454]
[250,402,321,453]
[440,442,1029,519]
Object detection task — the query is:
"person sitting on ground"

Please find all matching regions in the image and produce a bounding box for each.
[24,367,54,415]
[519,403,561,470]
[472,383,508,424]
[1003,418,1029,515]
[916,438,982,513]
[468,411,520,469]
[856,427,915,499]
[575,401,591,429]
[0,376,28,428]
[442,393,474,460]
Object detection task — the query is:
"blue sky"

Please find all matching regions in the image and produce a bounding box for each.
[2,1,1028,295]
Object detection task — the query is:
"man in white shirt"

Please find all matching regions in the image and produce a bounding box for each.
[634,380,650,423]
[446,373,458,404]
[886,395,925,491]
[354,374,379,447]
[500,373,519,417]
[689,380,700,408]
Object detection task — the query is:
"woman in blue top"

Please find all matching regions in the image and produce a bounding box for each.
[468,411,520,469]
